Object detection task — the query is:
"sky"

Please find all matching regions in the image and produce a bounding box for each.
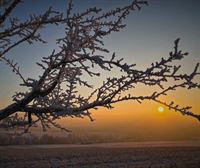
[0,0,200,140]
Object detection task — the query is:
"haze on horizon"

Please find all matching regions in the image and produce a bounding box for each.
[0,0,200,141]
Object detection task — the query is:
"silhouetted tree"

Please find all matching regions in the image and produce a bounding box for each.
[0,0,199,133]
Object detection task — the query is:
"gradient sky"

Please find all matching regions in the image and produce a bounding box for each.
[0,0,200,140]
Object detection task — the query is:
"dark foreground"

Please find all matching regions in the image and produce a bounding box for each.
[0,142,200,168]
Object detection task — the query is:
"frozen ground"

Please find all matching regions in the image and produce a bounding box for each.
[0,141,200,168]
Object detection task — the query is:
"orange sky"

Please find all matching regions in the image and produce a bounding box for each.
[56,87,200,141]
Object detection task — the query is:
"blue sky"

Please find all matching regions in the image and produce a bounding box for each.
[1,0,200,104]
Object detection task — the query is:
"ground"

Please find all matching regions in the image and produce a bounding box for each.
[0,142,200,168]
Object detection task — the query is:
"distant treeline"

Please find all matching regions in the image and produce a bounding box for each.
[0,133,123,146]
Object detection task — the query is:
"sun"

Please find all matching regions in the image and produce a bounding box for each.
[158,106,164,113]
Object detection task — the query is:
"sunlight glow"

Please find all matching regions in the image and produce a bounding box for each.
[158,106,164,113]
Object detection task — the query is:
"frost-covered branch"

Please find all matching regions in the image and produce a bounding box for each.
[0,0,199,133]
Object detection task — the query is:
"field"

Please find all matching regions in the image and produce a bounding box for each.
[0,141,200,168]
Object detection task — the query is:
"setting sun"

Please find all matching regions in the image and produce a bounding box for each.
[158,106,164,113]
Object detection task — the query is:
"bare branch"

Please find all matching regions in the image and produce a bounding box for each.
[0,0,199,133]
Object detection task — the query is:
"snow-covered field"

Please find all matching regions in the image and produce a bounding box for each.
[1,141,200,168]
